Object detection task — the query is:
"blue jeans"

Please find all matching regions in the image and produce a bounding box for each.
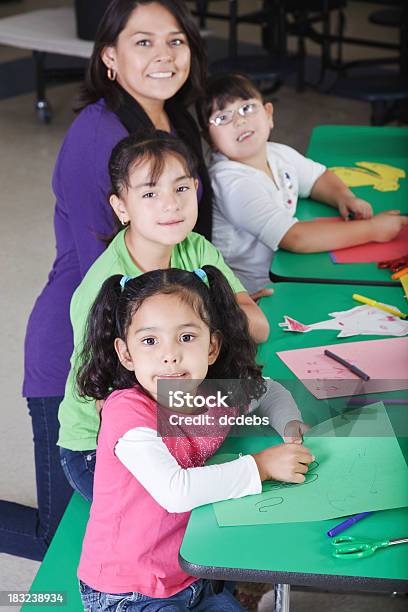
[60,447,96,502]
[79,579,244,611]
[0,397,73,561]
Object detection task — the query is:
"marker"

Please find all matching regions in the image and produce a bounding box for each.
[391,266,408,281]
[324,349,370,381]
[327,512,373,537]
[352,293,407,319]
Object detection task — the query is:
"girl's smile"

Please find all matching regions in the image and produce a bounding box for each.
[157,217,185,227]
[156,372,189,379]
[236,130,255,143]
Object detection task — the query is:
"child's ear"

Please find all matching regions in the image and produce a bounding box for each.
[110,194,129,225]
[101,46,117,71]
[208,331,222,365]
[193,178,199,191]
[114,338,134,371]
[264,102,274,129]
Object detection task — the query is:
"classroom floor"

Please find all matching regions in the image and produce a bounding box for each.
[0,1,406,610]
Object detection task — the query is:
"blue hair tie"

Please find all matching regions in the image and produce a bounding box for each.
[193,268,208,285]
[119,275,132,292]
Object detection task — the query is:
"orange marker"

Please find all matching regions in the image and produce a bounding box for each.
[392,266,408,281]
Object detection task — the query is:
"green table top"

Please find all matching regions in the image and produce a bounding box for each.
[180,283,408,590]
[22,493,88,611]
[271,126,408,286]
[257,282,408,434]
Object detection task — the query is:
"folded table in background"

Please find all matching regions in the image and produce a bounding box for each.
[0,8,92,122]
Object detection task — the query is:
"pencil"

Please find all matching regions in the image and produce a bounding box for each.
[324,349,370,381]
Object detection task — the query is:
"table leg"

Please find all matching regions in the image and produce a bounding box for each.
[228,0,237,58]
[33,50,52,123]
[274,583,290,612]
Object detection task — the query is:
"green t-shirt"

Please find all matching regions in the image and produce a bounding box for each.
[58,230,245,450]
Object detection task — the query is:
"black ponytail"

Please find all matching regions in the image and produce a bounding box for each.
[201,266,266,406]
[76,275,137,399]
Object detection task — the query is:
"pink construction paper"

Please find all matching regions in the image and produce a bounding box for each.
[276,337,408,399]
[330,225,408,264]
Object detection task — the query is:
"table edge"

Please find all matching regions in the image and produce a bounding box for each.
[269,273,399,287]
[179,553,408,593]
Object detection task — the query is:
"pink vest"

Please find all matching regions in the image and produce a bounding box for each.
[77,386,232,597]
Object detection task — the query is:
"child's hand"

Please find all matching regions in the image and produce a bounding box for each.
[338,194,373,220]
[371,210,408,242]
[252,443,315,483]
[250,287,274,302]
[283,420,310,444]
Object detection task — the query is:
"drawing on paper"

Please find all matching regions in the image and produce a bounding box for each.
[256,461,319,513]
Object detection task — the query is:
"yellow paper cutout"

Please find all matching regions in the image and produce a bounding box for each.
[400,275,408,301]
[329,162,406,192]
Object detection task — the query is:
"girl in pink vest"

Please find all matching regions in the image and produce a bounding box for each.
[75,267,312,610]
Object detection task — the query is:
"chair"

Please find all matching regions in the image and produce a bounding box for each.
[207,0,305,94]
[369,7,402,28]
[333,72,408,125]
[282,0,347,85]
[203,1,349,93]
[329,2,408,124]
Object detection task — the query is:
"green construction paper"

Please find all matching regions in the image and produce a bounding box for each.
[212,403,408,526]
[307,402,396,437]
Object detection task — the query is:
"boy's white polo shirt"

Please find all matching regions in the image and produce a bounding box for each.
[210,141,326,294]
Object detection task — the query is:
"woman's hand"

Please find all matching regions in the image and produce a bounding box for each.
[252,443,314,483]
[283,420,310,444]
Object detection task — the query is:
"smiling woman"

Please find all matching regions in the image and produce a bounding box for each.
[100,3,192,126]
[0,0,214,563]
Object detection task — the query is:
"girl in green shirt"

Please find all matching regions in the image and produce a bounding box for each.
[59,131,270,500]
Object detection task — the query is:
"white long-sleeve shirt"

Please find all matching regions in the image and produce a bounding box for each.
[115,379,301,513]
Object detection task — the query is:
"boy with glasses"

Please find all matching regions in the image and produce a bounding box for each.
[198,73,407,295]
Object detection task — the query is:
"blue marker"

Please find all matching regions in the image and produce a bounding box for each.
[327,512,373,538]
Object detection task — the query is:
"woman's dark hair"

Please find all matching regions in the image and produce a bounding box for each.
[74,1,213,240]
[196,73,262,141]
[107,129,198,238]
[76,266,265,406]
[76,0,206,112]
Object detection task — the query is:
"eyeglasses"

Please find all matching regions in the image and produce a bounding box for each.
[209,101,261,127]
